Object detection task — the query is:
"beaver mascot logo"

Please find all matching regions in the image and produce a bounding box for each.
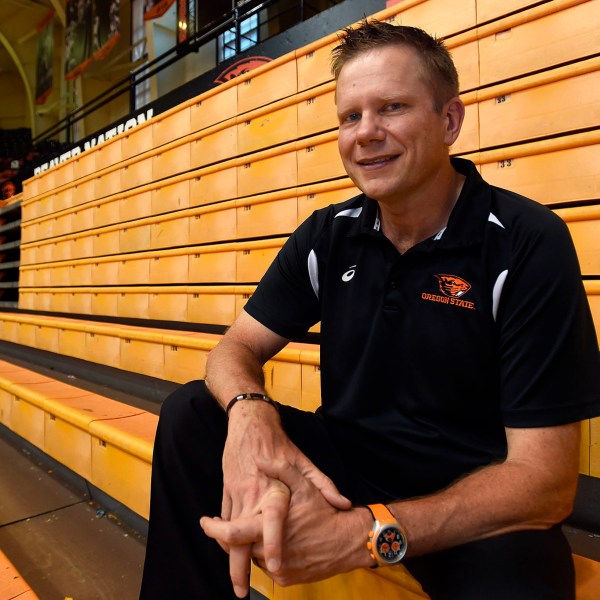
[435,274,471,298]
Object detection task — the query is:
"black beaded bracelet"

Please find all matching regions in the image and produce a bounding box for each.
[225,392,279,417]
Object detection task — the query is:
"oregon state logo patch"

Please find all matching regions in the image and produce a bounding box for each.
[421,274,476,310]
[435,274,471,298]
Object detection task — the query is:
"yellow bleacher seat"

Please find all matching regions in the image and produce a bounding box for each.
[148,289,188,322]
[150,212,191,248]
[53,160,74,188]
[117,254,151,285]
[149,252,190,285]
[581,419,591,474]
[466,130,600,206]
[478,0,599,88]
[153,105,192,148]
[298,87,338,139]
[297,180,359,224]
[73,177,96,205]
[71,204,96,233]
[72,232,95,261]
[237,147,298,197]
[237,102,298,155]
[188,245,237,283]
[591,418,600,477]
[95,138,122,171]
[296,132,346,186]
[73,147,97,179]
[478,57,600,149]
[72,262,93,286]
[189,163,238,206]
[151,177,190,215]
[45,390,143,482]
[190,122,238,170]
[53,185,73,213]
[120,222,151,254]
[451,92,479,155]
[152,141,191,182]
[296,35,338,92]
[555,206,600,277]
[91,290,118,316]
[117,291,150,320]
[186,285,244,325]
[122,122,154,160]
[236,192,298,240]
[35,168,55,195]
[585,281,600,344]
[237,54,298,114]
[121,155,153,190]
[52,211,73,238]
[190,83,238,131]
[90,411,157,518]
[69,290,93,315]
[94,167,122,199]
[121,189,153,221]
[236,241,285,283]
[93,227,120,258]
[476,0,541,24]
[188,206,237,245]
[94,195,121,228]
[91,259,118,286]
[386,0,476,39]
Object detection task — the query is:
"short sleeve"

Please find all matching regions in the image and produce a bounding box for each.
[497,211,600,426]
[244,216,322,339]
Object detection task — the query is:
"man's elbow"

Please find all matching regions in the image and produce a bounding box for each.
[532,474,578,529]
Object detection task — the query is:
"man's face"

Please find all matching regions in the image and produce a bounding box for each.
[2,183,15,199]
[336,45,459,208]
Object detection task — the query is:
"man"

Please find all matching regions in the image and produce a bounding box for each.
[140,20,600,599]
[1,180,16,200]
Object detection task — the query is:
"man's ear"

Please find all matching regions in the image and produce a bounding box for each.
[444,97,465,147]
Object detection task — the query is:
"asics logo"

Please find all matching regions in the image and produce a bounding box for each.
[342,265,357,282]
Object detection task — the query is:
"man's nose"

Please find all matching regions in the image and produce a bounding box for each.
[356,113,385,145]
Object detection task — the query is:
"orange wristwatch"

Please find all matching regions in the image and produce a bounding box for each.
[366,504,408,567]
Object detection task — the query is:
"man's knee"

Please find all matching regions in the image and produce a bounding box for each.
[156,380,227,450]
[406,526,574,600]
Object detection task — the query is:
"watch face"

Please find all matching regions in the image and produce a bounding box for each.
[376,524,405,563]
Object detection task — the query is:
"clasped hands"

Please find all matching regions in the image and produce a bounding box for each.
[200,429,354,598]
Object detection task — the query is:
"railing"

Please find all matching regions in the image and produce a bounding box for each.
[33,0,342,149]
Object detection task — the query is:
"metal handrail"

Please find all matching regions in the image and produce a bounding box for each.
[33,0,339,147]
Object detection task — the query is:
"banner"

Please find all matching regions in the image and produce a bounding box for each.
[65,0,121,80]
[93,0,121,60]
[35,9,55,105]
[64,0,93,79]
[144,0,176,21]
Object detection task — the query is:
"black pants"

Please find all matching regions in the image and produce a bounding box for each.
[139,381,575,600]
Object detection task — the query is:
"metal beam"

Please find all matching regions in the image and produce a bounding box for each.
[0,30,35,136]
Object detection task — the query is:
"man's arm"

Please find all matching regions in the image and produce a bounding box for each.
[202,310,350,598]
[203,421,580,587]
[391,422,580,556]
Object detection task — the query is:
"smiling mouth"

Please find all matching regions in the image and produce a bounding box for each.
[358,155,398,166]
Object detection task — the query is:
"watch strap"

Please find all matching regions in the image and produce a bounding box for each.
[366,503,407,567]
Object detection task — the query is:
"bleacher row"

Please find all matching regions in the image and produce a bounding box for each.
[1,0,599,598]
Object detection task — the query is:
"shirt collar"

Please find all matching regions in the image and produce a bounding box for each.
[351,158,492,249]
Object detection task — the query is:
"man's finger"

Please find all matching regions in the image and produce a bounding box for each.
[200,515,261,546]
[229,544,252,598]
[221,491,233,521]
[292,454,352,510]
[260,482,291,572]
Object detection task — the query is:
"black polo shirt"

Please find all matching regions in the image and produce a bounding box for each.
[245,158,600,497]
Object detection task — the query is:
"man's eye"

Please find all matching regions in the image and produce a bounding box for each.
[386,103,403,111]
[342,112,360,123]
